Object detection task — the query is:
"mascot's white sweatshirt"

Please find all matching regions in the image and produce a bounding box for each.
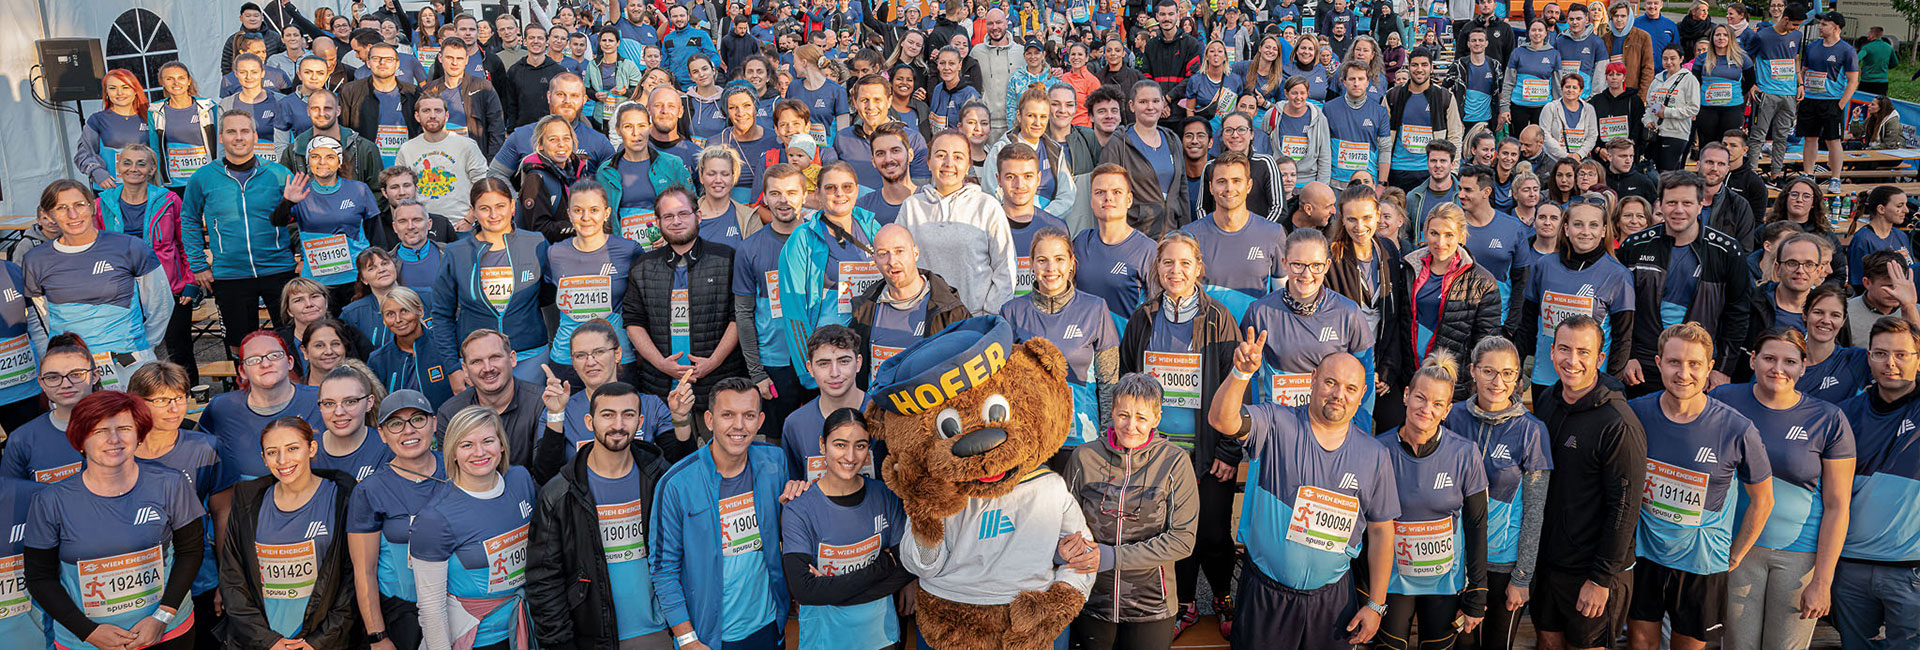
[902,471,1097,605]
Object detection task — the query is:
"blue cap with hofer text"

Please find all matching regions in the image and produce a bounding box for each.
[871,316,1014,415]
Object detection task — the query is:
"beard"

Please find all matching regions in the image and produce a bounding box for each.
[597,428,633,452]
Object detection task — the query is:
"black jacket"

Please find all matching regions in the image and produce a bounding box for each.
[1534,375,1645,591]
[502,58,567,128]
[849,270,972,387]
[217,470,360,650]
[1727,163,1771,223]
[1118,293,1246,469]
[1588,89,1648,149]
[623,239,745,400]
[1705,182,1760,251]
[1328,236,1407,385]
[1389,250,1505,400]
[1143,34,1203,88]
[526,441,673,650]
[337,78,423,146]
[1606,167,1658,204]
[1099,126,1192,239]
[418,75,509,157]
[1618,223,1753,375]
[1200,154,1284,221]
[1453,14,1518,64]
[515,153,594,243]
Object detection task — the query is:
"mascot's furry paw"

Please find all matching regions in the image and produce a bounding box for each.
[913,581,1086,650]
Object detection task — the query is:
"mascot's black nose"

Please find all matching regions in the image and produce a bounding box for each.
[951,427,1008,457]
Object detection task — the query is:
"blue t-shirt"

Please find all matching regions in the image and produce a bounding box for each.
[1662,244,1700,328]
[1323,97,1390,183]
[687,93,729,142]
[587,465,668,639]
[255,479,339,637]
[1464,212,1532,314]
[292,180,378,286]
[1444,403,1552,565]
[1185,214,1286,315]
[373,89,407,166]
[779,479,906,650]
[780,398,879,482]
[1241,404,1400,590]
[732,227,791,369]
[1460,57,1500,121]
[1710,384,1855,553]
[345,456,447,601]
[1846,227,1914,287]
[141,429,234,595]
[926,84,980,132]
[1693,54,1747,107]
[1377,429,1489,596]
[1001,291,1118,386]
[868,294,928,365]
[160,103,213,183]
[203,384,323,480]
[698,207,747,250]
[1413,269,1446,355]
[0,478,46,648]
[313,430,394,482]
[1389,91,1436,172]
[1506,46,1563,107]
[1244,289,1375,407]
[1553,32,1606,97]
[25,466,204,649]
[0,414,82,484]
[855,190,905,226]
[545,236,645,364]
[786,79,850,143]
[21,231,165,356]
[717,468,779,640]
[1008,214,1069,298]
[1802,39,1858,100]
[1071,229,1156,325]
[1143,311,1205,445]
[409,467,537,647]
[395,242,445,291]
[85,111,151,182]
[1798,347,1872,404]
[1629,395,1772,574]
[1127,127,1179,192]
[1747,27,1805,97]
[1522,253,1635,385]
[1837,391,1920,562]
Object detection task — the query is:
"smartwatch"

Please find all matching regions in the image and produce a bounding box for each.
[366,631,390,644]
[149,608,175,625]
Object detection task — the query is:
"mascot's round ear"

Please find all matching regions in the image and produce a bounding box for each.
[1016,337,1069,381]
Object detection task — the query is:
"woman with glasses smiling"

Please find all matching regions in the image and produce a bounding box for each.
[0,334,99,483]
[347,389,447,650]
[370,286,457,409]
[24,180,175,393]
[313,362,392,482]
[1443,336,1552,650]
[128,360,235,648]
[201,330,324,482]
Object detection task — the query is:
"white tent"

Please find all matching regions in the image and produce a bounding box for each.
[0,0,539,216]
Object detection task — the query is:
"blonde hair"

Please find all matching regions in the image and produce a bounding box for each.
[442,405,507,479]
[1149,231,1206,297]
[1657,322,1715,358]
[322,360,387,427]
[280,277,329,321]
[1412,349,1461,394]
[1424,202,1468,235]
[381,285,424,316]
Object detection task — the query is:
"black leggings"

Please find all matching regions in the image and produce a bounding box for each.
[210,271,296,349]
[162,299,199,386]
[1460,571,1521,650]
[1071,613,1180,650]
[1508,105,1544,135]
[1656,136,1692,172]
[1175,465,1239,605]
[1693,106,1746,151]
[1377,593,1462,650]
[192,588,221,650]
[379,595,424,650]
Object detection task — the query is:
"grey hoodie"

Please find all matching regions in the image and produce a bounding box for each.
[895,182,1018,315]
[1063,433,1199,623]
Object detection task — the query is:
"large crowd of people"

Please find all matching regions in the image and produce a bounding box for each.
[4,0,1918,648]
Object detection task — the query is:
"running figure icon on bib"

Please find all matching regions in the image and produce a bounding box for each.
[719,492,762,556]
[1287,486,1361,554]
[1392,518,1456,577]
[483,523,530,591]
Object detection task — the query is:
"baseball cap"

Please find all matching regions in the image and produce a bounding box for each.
[1025,39,1046,52]
[1819,11,1844,27]
[378,390,435,424]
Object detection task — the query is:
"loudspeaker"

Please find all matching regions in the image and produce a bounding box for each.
[37,38,105,103]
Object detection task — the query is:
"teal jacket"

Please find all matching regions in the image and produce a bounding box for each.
[180,160,297,280]
[593,148,696,208]
[649,442,791,648]
[776,208,881,388]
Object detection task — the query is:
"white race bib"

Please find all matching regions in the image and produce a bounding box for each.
[1541,290,1595,330]
[1281,135,1309,161]
[256,539,318,600]
[483,524,530,592]
[816,534,883,575]
[77,545,165,618]
[1393,518,1456,577]
[1801,70,1827,94]
[1335,140,1370,171]
[1399,124,1433,154]
[1145,351,1201,409]
[303,234,353,277]
[670,288,691,339]
[34,461,81,484]
[377,123,408,159]
[480,267,514,311]
[0,335,33,389]
[619,208,663,250]
[836,260,882,314]
[1598,115,1629,140]
[719,492,762,556]
[0,555,27,619]
[764,270,783,319]
[1015,257,1035,297]
[166,143,210,181]
[1270,372,1312,407]
[597,499,647,564]
[1520,78,1551,104]
[1704,80,1735,105]
[871,344,904,365]
[558,276,613,321]
[1768,59,1796,83]
[1643,459,1709,526]
[1286,486,1360,554]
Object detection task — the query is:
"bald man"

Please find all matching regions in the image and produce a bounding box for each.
[1290,181,1338,233]
[1519,124,1557,174]
[848,223,973,381]
[1209,348,1398,650]
[487,73,616,178]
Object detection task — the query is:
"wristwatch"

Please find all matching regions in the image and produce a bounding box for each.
[1365,598,1388,615]
[149,608,174,625]
[366,631,390,644]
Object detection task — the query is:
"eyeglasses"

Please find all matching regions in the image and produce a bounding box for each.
[1870,350,1916,364]
[660,209,697,220]
[39,368,97,386]
[571,345,619,360]
[1777,259,1824,271]
[1785,191,1817,201]
[144,395,188,407]
[1222,126,1253,134]
[381,413,433,433]
[1565,194,1610,210]
[241,351,288,366]
[1475,366,1520,382]
[320,394,373,411]
[1287,261,1329,274]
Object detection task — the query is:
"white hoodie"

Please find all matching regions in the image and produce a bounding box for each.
[902,472,1097,606]
[896,182,1018,315]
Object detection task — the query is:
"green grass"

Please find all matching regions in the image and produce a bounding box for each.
[1892,61,1920,103]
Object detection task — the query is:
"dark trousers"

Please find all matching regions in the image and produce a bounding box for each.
[1860,81,1889,97]
[1232,561,1355,650]
[1176,465,1240,605]
[1388,169,1429,193]
[1694,106,1746,152]
[1508,105,1544,135]
[728,620,785,650]
[0,395,41,433]
[377,595,424,650]
[762,363,812,445]
[1071,613,1180,650]
[210,271,296,349]
[192,588,222,650]
[1655,136,1691,172]
[1462,571,1522,650]
[1379,593,1463,650]
[162,299,199,385]
[325,283,357,318]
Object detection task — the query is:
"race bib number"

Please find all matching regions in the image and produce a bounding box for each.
[808,123,828,144]
[1643,459,1709,527]
[1562,128,1586,145]
[1015,257,1035,297]
[1281,135,1309,161]
[1768,59,1796,83]
[1270,372,1312,407]
[719,492,762,556]
[1145,351,1201,409]
[1609,54,1623,65]
[1558,60,1581,76]
[418,46,441,68]
[303,234,353,277]
[166,143,210,181]
[377,123,408,160]
[256,540,318,600]
[1542,290,1595,330]
[871,344,904,365]
[558,276,613,321]
[670,289,691,340]
[1598,115,1629,140]
[0,555,25,619]
[816,534,883,575]
[837,260,882,314]
[0,335,33,389]
[484,524,530,592]
[620,208,663,250]
[1393,518,1456,577]
[1703,80,1735,105]
[1400,125,1433,154]
[1519,78,1551,104]
[256,139,280,164]
[597,499,648,564]
[929,112,949,131]
[480,267,514,311]
[1286,486,1360,554]
[77,545,164,618]
[765,270,783,319]
[1335,140,1370,171]
[1069,3,1090,22]
[1801,70,1827,94]
[34,462,81,484]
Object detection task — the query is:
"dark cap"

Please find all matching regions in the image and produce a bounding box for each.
[1818,10,1844,26]
[240,2,263,14]
[1025,39,1046,52]
[378,390,435,423]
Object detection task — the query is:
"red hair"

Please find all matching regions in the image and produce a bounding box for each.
[237,329,290,391]
[101,69,149,116]
[66,390,153,452]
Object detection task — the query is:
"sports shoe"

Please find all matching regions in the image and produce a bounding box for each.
[1216,594,1235,639]
[1173,603,1200,637]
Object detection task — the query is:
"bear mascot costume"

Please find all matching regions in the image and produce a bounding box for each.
[866,316,1094,650]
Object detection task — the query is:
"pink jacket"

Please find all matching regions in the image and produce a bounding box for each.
[95,187,193,295]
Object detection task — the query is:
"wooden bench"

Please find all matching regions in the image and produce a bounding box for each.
[200,360,237,391]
